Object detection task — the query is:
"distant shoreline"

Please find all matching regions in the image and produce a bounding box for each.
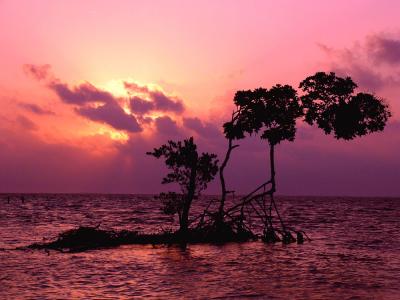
[1,193,399,199]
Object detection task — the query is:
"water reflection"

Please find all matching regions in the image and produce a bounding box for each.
[1,195,400,299]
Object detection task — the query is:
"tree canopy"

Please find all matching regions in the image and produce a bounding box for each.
[299,72,391,140]
[146,137,218,195]
[147,137,219,235]
[223,85,303,145]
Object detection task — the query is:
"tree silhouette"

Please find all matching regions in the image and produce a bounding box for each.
[300,72,391,140]
[147,137,219,236]
[220,73,390,243]
[217,90,254,223]
[30,72,393,250]
[221,85,303,242]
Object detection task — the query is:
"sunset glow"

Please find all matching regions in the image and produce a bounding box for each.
[0,0,399,195]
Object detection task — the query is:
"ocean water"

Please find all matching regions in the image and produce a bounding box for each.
[0,194,399,299]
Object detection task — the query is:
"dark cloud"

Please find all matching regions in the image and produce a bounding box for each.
[130,96,155,114]
[150,91,184,113]
[23,64,52,81]
[125,81,185,115]
[76,101,142,133]
[154,116,180,136]
[129,91,184,115]
[23,66,185,136]
[124,81,150,94]
[46,78,143,132]
[19,103,55,115]
[137,115,154,125]
[16,115,37,131]
[319,34,400,91]
[49,81,116,105]
[183,117,221,138]
[332,64,386,91]
[367,35,400,65]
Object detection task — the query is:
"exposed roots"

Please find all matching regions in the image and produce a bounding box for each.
[217,181,310,245]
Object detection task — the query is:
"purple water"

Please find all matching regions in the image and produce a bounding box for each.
[1,194,399,299]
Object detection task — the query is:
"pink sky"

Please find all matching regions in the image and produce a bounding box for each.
[0,0,399,195]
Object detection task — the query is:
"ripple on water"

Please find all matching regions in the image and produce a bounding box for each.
[0,195,400,299]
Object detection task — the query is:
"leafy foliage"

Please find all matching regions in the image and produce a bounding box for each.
[147,137,219,195]
[299,72,391,140]
[223,85,303,145]
[157,192,184,217]
[258,85,303,144]
[147,137,218,232]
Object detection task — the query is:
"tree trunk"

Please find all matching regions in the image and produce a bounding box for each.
[269,142,286,231]
[180,161,197,237]
[218,138,235,223]
[218,110,240,224]
[269,143,276,193]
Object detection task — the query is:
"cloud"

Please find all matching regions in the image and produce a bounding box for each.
[16,115,37,131]
[23,64,116,106]
[129,91,184,115]
[154,116,181,136]
[367,35,400,65]
[332,64,386,91]
[318,34,400,92]
[130,96,155,114]
[49,81,116,105]
[124,81,150,94]
[23,66,186,135]
[183,117,221,138]
[24,70,143,133]
[125,81,185,115]
[76,101,142,133]
[22,65,184,134]
[19,103,55,115]
[48,79,142,133]
[150,91,184,113]
[23,64,52,81]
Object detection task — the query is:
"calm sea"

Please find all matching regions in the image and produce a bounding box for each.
[0,194,399,299]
